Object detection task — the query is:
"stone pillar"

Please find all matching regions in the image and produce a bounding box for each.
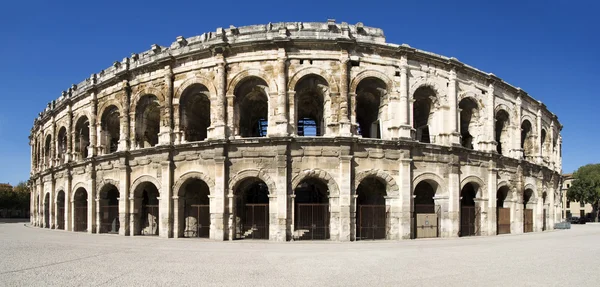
[212,55,227,139]
[487,83,497,152]
[225,95,235,138]
[399,156,412,239]
[288,91,297,135]
[446,160,460,237]
[88,175,97,234]
[274,49,289,136]
[159,66,174,146]
[513,96,523,159]
[447,68,460,145]
[159,160,173,238]
[97,198,107,233]
[398,55,412,139]
[119,80,130,152]
[173,196,181,238]
[434,195,450,238]
[486,161,497,236]
[338,54,352,136]
[66,173,72,231]
[511,191,523,234]
[212,152,226,240]
[118,161,129,236]
[536,106,543,164]
[50,177,55,229]
[273,144,288,241]
[50,117,56,168]
[89,92,97,158]
[349,92,357,135]
[129,197,142,236]
[66,105,73,162]
[338,150,352,241]
[550,121,556,168]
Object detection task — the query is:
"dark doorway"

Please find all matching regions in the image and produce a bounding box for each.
[56,191,65,230]
[99,185,120,234]
[460,183,479,237]
[497,186,511,235]
[73,188,88,232]
[356,177,387,240]
[413,181,439,239]
[294,178,330,240]
[182,179,210,238]
[235,178,269,240]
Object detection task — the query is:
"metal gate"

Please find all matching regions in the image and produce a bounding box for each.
[413,204,440,239]
[497,207,511,234]
[523,209,533,233]
[460,206,480,237]
[100,205,119,234]
[357,205,387,240]
[185,204,210,238]
[141,204,159,236]
[57,206,65,230]
[74,206,87,232]
[295,203,329,240]
[239,204,269,240]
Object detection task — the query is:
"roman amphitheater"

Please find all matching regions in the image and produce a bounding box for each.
[29,21,563,241]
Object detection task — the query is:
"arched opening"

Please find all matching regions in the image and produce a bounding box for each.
[44,135,52,167]
[179,179,210,238]
[75,116,90,160]
[356,177,387,240]
[57,127,67,164]
[294,178,329,240]
[234,77,269,137]
[100,106,121,154]
[234,178,269,240]
[56,191,65,230]
[413,87,436,143]
[134,182,160,236]
[73,188,88,232]
[496,186,511,235]
[460,183,479,237]
[99,185,120,234]
[296,75,327,136]
[459,98,479,149]
[356,78,386,139]
[495,110,510,155]
[34,140,40,170]
[43,193,50,228]
[542,192,548,231]
[541,129,548,160]
[521,120,533,160]
[135,95,161,148]
[523,188,534,233]
[180,84,211,142]
[413,180,439,239]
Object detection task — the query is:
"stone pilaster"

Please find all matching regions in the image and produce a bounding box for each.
[118,161,129,236]
[338,150,352,241]
[212,152,226,240]
[338,54,352,136]
[399,156,412,239]
[446,160,460,237]
[159,66,173,146]
[486,160,497,236]
[486,83,497,152]
[536,106,543,164]
[513,96,523,159]
[211,55,227,139]
[159,159,173,238]
[398,55,412,139]
[88,169,97,234]
[89,92,97,158]
[66,104,73,162]
[120,80,130,152]
[447,68,460,145]
[273,144,288,241]
[274,48,289,136]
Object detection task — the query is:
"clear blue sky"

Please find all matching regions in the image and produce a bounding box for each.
[0,0,598,185]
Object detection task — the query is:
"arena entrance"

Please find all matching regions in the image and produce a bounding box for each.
[134,183,160,236]
[523,188,534,233]
[73,188,88,232]
[99,185,120,234]
[43,193,50,228]
[460,183,480,237]
[180,179,210,238]
[497,186,511,235]
[413,181,439,239]
[294,178,330,240]
[356,177,387,240]
[234,178,269,240]
[56,191,65,230]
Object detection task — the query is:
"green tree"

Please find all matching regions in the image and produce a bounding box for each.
[567,164,600,222]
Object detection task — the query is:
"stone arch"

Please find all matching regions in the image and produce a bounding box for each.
[130,175,162,197]
[174,171,216,197]
[228,169,276,196]
[96,178,120,198]
[349,70,393,95]
[495,104,512,123]
[288,66,339,94]
[97,100,124,122]
[72,110,94,130]
[460,175,486,198]
[523,183,537,200]
[354,169,399,197]
[291,169,340,197]
[130,86,167,116]
[54,186,66,201]
[226,69,278,95]
[412,172,446,196]
[175,75,217,99]
[71,182,90,202]
[409,77,445,106]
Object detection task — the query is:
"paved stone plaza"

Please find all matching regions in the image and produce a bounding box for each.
[1,223,598,286]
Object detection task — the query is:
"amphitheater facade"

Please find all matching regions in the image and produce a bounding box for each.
[29,21,563,241]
